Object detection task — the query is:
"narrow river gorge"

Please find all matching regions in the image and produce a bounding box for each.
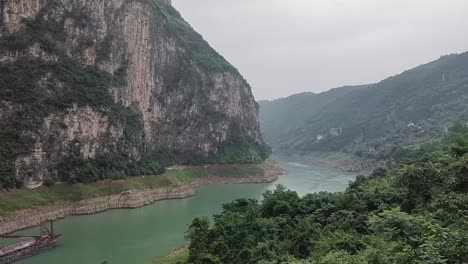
[14,158,356,264]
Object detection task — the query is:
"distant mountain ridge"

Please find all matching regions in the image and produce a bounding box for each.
[259,85,367,146]
[260,52,468,156]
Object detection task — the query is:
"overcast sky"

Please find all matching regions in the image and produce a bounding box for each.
[172,0,468,101]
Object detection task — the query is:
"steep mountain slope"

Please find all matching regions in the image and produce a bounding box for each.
[259,85,366,146]
[0,0,267,188]
[260,52,468,155]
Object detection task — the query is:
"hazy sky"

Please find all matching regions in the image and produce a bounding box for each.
[172,0,468,101]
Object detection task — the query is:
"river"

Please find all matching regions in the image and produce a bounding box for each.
[15,157,355,264]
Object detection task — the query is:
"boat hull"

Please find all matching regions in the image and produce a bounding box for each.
[0,236,61,264]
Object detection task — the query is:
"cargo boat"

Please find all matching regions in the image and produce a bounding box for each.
[0,222,61,264]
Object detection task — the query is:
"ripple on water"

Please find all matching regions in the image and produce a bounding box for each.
[286,162,311,168]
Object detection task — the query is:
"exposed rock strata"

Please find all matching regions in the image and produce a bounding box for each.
[0,0,264,185]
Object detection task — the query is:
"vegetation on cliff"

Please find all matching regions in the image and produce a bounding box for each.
[207,125,271,164]
[0,0,267,189]
[0,2,144,188]
[151,0,236,73]
[0,55,139,188]
[180,126,468,264]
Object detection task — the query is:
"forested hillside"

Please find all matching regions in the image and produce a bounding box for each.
[178,124,468,264]
[260,52,468,156]
[259,85,366,146]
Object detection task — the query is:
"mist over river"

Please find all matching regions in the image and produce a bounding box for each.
[16,157,355,264]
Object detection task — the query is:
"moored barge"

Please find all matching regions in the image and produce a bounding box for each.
[0,222,61,264]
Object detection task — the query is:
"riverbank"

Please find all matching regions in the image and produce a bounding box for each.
[282,152,384,175]
[0,161,284,235]
[153,246,189,264]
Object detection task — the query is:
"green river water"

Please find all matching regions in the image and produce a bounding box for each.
[14,158,355,264]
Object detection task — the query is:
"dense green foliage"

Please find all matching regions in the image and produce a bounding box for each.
[260,53,468,156]
[208,125,271,164]
[150,0,236,73]
[184,128,468,263]
[210,136,270,165]
[56,154,166,184]
[159,123,270,167]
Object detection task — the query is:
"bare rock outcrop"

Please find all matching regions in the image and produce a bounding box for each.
[0,0,265,186]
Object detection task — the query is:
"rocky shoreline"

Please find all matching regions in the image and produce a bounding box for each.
[0,165,284,235]
[306,156,383,175]
[280,153,383,175]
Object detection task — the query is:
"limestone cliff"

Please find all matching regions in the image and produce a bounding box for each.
[0,0,267,187]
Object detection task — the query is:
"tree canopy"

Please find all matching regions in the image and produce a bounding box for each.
[182,127,468,263]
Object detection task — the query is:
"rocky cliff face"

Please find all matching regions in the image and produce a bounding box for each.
[0,0,266,187]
